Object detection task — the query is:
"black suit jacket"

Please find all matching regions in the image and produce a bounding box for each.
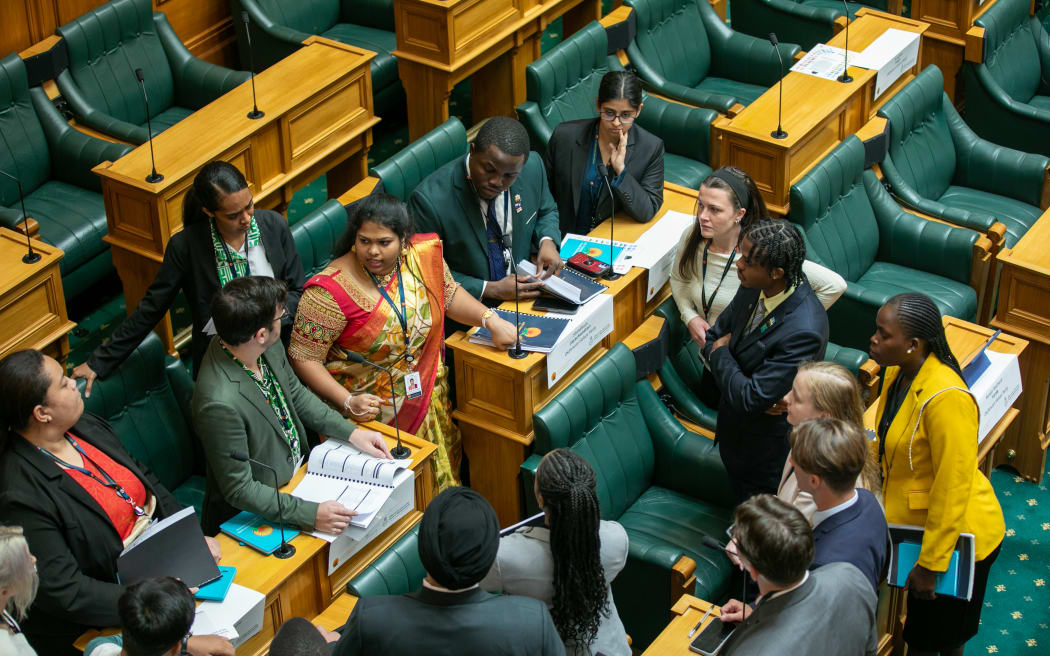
[87,209,305,378]
[544,117,664,235]
[0,414,180,656]
[332,586,565,656]
[703,280,829,492]
[812,489,889,593]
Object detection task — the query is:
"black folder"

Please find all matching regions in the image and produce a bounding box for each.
[117,507,221,589]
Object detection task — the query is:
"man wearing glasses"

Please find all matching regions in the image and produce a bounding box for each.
[543,70,665,236]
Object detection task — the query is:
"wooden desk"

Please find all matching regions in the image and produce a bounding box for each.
[640,595,721,655]
[393,0,601,140]
[990,208,1050,482]
[911,0,1000,100]
[0,228,75,363]
[94,37,379,355]
[712,11,929,215]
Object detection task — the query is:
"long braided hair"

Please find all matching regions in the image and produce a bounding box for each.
[741,219,806,288]
[886,293,964,380]
[536,449,608,648]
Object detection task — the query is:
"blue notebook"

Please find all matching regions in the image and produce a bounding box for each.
[887,524,975,601]
[219,511,299,555]
[195,566,236,602]
[469,309,570,353]
[893,543,960,596]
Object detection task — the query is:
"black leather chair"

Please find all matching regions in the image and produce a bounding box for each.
[56,0,248,145]
[0,53,132,301]
[370,118,469,202]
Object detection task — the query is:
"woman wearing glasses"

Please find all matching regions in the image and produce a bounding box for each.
[544,70,665,236]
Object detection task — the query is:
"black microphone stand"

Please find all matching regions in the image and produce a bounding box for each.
[838,1,853,84]
[134,69,163,183]
[504,235,527,359]
[346,352,412,459]
[596,162,621,281]
[229,451,295,558]
[0,170,41,264]
[241,12,265,119]
[769,34,788,140]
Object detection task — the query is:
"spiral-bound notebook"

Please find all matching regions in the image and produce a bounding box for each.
[516,260,606,305]
[290,440,413,532]
[469,308,571,353]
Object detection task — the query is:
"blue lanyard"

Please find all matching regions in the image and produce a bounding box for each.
[368,261,414,363]
[37,434,146,516]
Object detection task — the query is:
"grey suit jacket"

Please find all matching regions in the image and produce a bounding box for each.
[193,338,353,534]
[721,562,877,656]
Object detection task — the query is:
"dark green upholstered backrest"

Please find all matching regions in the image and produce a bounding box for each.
[0,54,50,201]
[340,0,395,32]
[80,332,199,494]
[57,0,175,125]
[788,136,879,283]
[877,65,957,202]
[653,296,704,390]
[347,523,425,596]
[975,0,1044,103]
[533,344,655,520]
[252,0,340,34]
[370,118,468,202]
[625,0,711,87]
[291,199,348,275]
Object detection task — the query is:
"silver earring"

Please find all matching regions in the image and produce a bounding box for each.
[907,348,913,353]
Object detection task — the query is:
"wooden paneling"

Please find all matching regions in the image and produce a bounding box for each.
[0,229,75,363]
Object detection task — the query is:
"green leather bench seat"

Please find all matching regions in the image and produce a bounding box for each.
[731,0,887,51]
[80,332,206,516]
[23,182,109,275]
[878,65,1049,249]
[321,23,399,92]
[370,118,470,202]
[623,0,800,114]
[347,524,425,597]
[854,263,978,319]
[662,154,713,189]
[290,199,349,276]
[56,0,249,145]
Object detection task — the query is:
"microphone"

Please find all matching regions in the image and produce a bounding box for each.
[241,12,265,119]
[345,352,412,459]
[228,451,296,558]
[0,170,41,264]
[768,34,788,140]
[702,534,751,607]
[134,69,163,183]
[503,234,526,359]
[596,162,621,281]
[838,2,853,84]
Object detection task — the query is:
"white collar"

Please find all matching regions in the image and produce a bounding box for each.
[760,570,810,603]
[422,577,479,594]
[812,489,859,527]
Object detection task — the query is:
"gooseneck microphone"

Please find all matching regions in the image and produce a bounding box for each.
[0,170,41,264]
[596,161,621,281]
[241,12,265,119]
[838,2,853,84]
[345,352,412,459]
[702,534,750,608]
[768,34,788,140]
[503,234,527,359]
[228,451,296,558]
[134,69,163,183]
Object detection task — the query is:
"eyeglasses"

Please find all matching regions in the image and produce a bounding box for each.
[179,634,191,655]
[599,109,636,124]
[273,308,288,323]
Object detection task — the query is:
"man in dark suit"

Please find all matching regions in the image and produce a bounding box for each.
[703,219,829,502]
[327,487,565,655]
[409,116,562,303]
[791,417,889,592]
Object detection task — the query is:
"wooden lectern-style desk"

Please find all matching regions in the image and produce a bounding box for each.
[447,183,698,525]
[0,228,75,363]
[713,10,929,215]
[94,37,380,355]
[640,595,721,655]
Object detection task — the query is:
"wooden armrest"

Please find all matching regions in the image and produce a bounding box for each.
[708,0,727,20]
[855,116,888,143]
[972,233,997,325]
[833,15,849,33]
[74,627,121,652]
[857,358,881,404]
[315,593,359,631]
[336,176,381,206]
[13,217,39,238]
[622,314,665,351]
[599,5,632,28]
[671,555,698,607]
[793,50,806,63]
[965,26,986,64]
[725,103,746,119]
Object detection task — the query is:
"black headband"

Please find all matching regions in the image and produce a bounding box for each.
[705,169,751,210]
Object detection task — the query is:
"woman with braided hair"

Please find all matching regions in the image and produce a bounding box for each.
[481,449,629,656]
[869,293,1004,656]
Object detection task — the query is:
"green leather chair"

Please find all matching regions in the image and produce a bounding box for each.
[517,20,718,189]
[652,297,873,428]
[78,332,206,516]
[961,0,1050,158]
[370,118,469,202]
[230,0,404,118]
[878,65,1049,249]
[346,523,425,596]
[622,0,800,114]
[522,343,735,648]
[731,0,891,51]
[0,53,132,301]
[291,199,349,276]
[790,136,981,351]
[55,0,249,145]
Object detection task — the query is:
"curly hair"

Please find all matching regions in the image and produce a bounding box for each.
[886,293,963,380]
[741,219,806,288]
[536,449,608,648]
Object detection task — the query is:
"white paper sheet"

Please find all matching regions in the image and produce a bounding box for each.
[790,44,860,81]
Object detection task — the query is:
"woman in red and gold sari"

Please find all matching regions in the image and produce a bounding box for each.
[289,194,517,491]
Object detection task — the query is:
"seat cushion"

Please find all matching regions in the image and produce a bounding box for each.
[938,185,1042,247]
[663,153,712,190]
[857,262,978,321]
[24,180,108,272]
[619,486,733,601]
[141,105,194,136]
[174,475,206,518]
[1029,94,1050,112]
[694,77,767,107]
[322,24,399,91]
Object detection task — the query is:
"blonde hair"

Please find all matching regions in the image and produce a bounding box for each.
[0,526,37,622]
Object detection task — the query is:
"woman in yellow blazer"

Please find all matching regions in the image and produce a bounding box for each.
[869,293,1004,656]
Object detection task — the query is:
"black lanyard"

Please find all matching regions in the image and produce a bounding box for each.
[37,433,146,517]
[216,220,252,278]
[368,261,414,364]
[700,241,736,318]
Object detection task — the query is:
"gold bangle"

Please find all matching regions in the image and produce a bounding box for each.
[481,308,494,329]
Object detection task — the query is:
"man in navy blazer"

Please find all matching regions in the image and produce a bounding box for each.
[703,220,829,502]
[790,417,889,592]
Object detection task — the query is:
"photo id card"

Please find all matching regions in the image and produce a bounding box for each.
[404,371,423,399]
